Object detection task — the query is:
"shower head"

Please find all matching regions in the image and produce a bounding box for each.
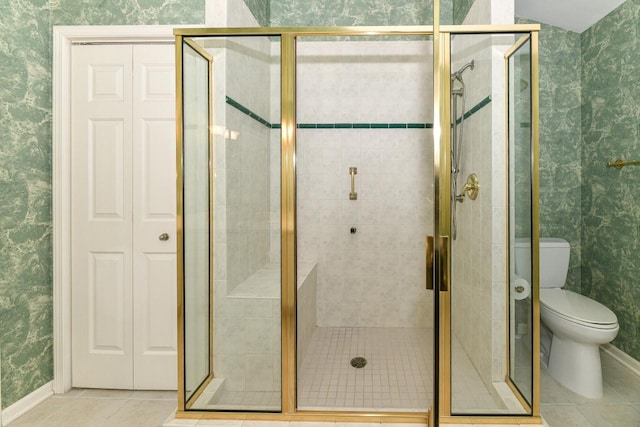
[451,59,475,82]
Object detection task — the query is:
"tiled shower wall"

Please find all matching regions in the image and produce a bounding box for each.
[224,38,272,295]
[295,40,434,328]
[210,0,281,395]
[0,0,204,409]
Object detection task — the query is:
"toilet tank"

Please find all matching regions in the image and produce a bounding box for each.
[514,238,570,288]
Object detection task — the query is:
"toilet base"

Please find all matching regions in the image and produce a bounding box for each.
[548,334,603,399]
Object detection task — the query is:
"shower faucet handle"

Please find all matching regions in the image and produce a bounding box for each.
[461,173,479,201]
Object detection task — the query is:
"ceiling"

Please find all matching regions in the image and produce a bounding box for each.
[514,0,628,33]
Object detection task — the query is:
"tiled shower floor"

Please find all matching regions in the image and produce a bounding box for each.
[297,327,433,411]
[192,326,503,413]
[297,326,505,412]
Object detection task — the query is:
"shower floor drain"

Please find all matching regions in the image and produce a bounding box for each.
[350,356,367,368]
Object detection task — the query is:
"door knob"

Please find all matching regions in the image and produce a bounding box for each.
[159,233,169,241]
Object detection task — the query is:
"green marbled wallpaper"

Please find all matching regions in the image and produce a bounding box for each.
[244,0,270,26]
[440,0,453,25]
[453,0,474,25]
[50,0,203,24]
[0,0,204,409]
[580,0,640,361]
[269,0,433,26]
[516,18,583,293]
[512,45,533,241]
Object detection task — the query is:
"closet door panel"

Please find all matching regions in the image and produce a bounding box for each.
[132,44,177,390]
[71,44,134,389]
[71,43,177,390]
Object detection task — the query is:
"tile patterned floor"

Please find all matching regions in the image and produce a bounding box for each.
[5,388,177,427]
[6,349,640,426]
[539,349,640,427]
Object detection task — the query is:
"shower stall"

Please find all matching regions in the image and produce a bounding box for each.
[175,21,540,426]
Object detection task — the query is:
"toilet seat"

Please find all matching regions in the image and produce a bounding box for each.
[540,289,618,329]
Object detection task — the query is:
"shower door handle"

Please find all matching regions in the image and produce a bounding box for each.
[426,235,434,290]
[426,235,449,291]
[439,235,449,292]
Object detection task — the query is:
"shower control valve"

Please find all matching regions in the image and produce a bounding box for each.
[462,173,479,200]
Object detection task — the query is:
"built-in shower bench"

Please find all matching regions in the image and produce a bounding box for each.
[226,261,318,368]
[228,261,317,299]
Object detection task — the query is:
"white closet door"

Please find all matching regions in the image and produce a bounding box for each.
[71,44,135,389]
[132,44,177,390]
[71,44,177,390]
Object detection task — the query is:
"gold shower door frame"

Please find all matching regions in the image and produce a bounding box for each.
[435,29,542,424]
[174,22,541,426]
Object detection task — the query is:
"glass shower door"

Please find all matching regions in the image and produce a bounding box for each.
[294,34,434,414]
[506,34,538,412]
[178,34,283,412]
[179,39,214,408]
[438,29,540,420]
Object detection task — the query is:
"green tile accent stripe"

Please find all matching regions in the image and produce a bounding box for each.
[226,96,274,128]
[226,96,435,130]
[296,123,433,129]
[455,95,492,125]
[226,95,492,131]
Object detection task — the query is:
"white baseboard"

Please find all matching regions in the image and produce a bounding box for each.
[602,343,640,377]
[1,381,53,425]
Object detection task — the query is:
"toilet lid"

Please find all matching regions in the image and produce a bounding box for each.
[540,289,618,326]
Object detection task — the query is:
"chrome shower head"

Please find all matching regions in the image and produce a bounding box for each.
[451,59,475,82]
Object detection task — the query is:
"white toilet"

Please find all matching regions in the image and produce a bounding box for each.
[515,238,619,399]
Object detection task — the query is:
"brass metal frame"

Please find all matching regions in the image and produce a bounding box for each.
[175,36,215,410]
[504,33,532,59]
[174,26,434,37]
[433,4,444,424]
[175,33,184,413]
[503,33,533,415]
[174,21,542,426]
[281,34,297,415]
[499,30,542,421]
[438,27,541,425]
[531,30,542,419]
